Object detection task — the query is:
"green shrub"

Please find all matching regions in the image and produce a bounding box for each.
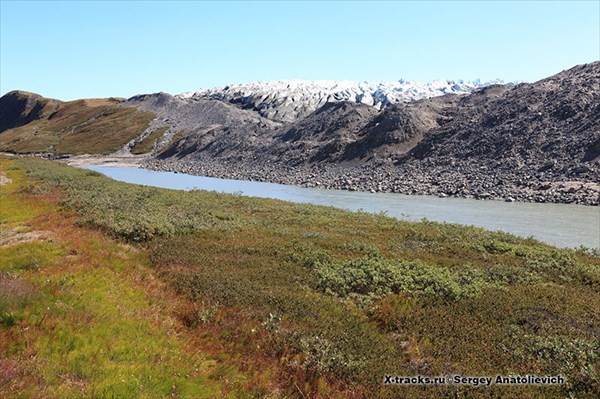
[513,331,599,395]
[131,126,169,154]
[313,254,490,303]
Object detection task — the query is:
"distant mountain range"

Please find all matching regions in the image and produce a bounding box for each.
[1,62,598,204]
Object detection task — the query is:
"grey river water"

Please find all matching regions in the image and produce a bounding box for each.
[84,165,600,249]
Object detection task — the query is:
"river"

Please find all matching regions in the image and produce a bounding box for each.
[83,165,600,249]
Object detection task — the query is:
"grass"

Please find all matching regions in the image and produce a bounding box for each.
[1,155,599,398]
[131,126,169,155]
[0,93,154,155]
[0,158,266,398]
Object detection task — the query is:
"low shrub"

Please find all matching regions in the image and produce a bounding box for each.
[512,330,599,395]
[313,254,491,303]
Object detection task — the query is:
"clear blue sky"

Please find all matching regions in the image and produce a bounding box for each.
[1,1,598,100]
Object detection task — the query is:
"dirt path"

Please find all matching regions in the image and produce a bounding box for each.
[61,154,150,168]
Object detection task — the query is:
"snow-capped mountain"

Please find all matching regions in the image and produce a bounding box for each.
[178,78,504,122]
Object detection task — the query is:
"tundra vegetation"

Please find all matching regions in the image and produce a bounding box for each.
[1,156,598,398]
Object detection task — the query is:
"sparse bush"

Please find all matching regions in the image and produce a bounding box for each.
[0,311,17,327]
[299,335,364,378]
[483,240,514,254]
[372,294,421,331]
[179,300,219,328]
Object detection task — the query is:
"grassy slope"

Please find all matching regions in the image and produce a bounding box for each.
[1,156,599,398]
[0,158,279,398]
[0,93,154,155]
[131,126,169,155]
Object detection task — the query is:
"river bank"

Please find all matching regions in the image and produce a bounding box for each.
[14,151,596,206]
[83,164,600,249]
[141,157,600,206]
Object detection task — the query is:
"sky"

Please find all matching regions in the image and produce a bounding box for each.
[1,1,598,100]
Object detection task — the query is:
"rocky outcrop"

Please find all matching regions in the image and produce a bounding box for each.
[404,62,600,183]
[262,101,380,165]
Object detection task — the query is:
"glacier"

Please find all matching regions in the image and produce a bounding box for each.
[177,78,505,122]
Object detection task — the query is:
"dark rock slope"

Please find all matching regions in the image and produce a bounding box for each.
[407,62,599,179]
[149,62,599,204]
[126,92,279,158]
[262,102,380,165]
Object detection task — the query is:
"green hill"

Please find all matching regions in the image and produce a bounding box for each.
[0,91,154,155]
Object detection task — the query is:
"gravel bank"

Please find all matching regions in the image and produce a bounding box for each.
[143,158,599,206]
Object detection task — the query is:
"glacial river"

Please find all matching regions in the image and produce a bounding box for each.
[84,165,599,249]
